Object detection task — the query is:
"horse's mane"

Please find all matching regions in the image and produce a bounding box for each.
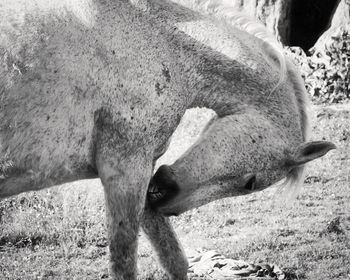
[278,60,311,201]
[185,0,287,94]
[287,60,310,142]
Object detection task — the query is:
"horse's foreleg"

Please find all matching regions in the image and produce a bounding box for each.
[142,206,188,280]
[97,153,152,280]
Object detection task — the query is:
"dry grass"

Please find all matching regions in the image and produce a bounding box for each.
[0,105,349,279]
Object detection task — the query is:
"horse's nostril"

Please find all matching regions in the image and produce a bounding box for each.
[164,212,179,217]
[148,181,160,196]
[148,191,165,202]
[147,183,166,202]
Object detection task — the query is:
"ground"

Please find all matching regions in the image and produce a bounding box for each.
[0,104,349,280]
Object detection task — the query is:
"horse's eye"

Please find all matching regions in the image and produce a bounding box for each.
[244,175,257,190]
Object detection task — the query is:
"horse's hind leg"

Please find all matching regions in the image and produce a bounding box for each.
[96,151,152,280]
[142,206,188,280]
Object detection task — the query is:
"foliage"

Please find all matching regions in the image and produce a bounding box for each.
[285,30,350,104]
[0,156,14,178]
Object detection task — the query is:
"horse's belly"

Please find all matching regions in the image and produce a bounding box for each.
[0,93,95,181]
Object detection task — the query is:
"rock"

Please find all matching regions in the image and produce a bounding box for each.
[313,0,350,51]
[228,0,292,44]
[321,216,344,235]
[225,218,236,226]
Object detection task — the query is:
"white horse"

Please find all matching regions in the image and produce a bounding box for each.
[0,0,334,279]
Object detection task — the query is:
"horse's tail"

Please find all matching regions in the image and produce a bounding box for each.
[194,0,287,94]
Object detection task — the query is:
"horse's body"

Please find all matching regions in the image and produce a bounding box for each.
[0,0,334,279]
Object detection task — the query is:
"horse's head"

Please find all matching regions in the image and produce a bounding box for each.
[148,114,336,216]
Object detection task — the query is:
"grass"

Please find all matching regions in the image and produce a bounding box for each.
[0,104,349,279]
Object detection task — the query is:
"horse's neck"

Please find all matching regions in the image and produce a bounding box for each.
[122,0,274,113]
[146,0,281,113]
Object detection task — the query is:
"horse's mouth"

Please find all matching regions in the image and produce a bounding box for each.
[147,181,179,210]
[147,183,167,203]
[147,165,180,210]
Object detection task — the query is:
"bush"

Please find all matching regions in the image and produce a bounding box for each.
[285,30,350,104]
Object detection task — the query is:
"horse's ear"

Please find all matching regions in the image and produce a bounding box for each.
[289,141,336,166]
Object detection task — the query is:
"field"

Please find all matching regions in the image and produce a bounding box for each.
[0,104,349,280]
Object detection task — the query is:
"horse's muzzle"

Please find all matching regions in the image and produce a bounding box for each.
[147,165,180,211]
